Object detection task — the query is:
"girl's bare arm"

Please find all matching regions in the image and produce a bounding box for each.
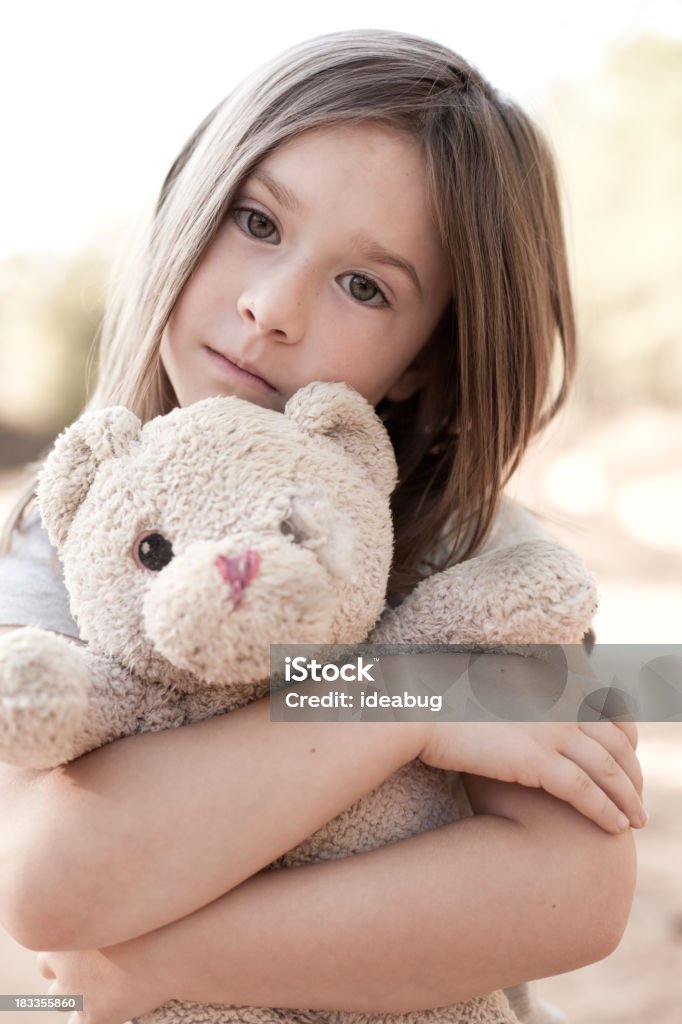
[133,781,636,1013]
[35,778,636,1017]
[0,688,429,950]
[0,630,639,988]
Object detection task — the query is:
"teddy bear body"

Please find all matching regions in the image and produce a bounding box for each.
[0,383,596,1024]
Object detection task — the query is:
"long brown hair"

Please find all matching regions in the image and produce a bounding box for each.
[2,29,575,598]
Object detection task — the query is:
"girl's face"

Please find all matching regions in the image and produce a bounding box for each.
[160,122,451,411]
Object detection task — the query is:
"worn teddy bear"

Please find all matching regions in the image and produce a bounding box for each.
[0,381,596,1024]
[0,383,397,771]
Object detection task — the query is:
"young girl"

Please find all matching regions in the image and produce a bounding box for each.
[0,28,644,1024]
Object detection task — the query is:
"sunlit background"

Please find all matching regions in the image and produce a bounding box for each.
[0,1,680,1021]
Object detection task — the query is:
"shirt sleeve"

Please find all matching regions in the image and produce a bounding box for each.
[477,493,552,555]
[0,505,81,638]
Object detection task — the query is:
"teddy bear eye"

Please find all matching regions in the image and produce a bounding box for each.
[134,531,174,572]
[280,518,306,544]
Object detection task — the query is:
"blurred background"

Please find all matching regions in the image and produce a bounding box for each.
[0,1,680,1021]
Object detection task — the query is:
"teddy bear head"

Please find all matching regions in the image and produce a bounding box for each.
[36,383,397,689]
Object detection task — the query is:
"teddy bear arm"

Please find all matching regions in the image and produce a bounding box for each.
[0,627,144,769]
[64,646,148,759]
[368,565,479,646]
[369,540,597,648]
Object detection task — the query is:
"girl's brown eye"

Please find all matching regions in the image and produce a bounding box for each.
[247,211,275,238]
[339,272,388,307]
[349,274,379,302]
[233,208,277,240]
[133,531,174,572]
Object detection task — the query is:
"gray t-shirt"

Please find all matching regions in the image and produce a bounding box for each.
[0,504,80,637]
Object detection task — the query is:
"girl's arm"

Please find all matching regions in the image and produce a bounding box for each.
[1,675,639,957]
[0,689,429,950]
[38,778,637,1017]
[139,781,636,1013]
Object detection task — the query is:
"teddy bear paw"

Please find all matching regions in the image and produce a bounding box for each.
[0,627,91,769]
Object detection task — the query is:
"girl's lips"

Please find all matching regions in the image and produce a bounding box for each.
[204,346,277,393]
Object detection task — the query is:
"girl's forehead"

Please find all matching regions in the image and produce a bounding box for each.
[243,122,447,292]
[254,121,423,181]
[266,120,416,152]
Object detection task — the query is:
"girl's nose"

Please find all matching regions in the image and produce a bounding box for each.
[237,266,310,343]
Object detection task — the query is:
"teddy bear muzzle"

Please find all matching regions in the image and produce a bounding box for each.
[141,535,339,685]
[214,549,261,606]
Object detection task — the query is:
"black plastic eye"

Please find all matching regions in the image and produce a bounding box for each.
[134,531,174,572]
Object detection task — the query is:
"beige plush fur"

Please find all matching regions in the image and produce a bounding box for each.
[0,382,596,1024]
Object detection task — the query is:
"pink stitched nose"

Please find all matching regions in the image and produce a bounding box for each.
[215,550,261,606]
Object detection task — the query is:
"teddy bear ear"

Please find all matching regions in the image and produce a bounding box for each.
[37,406,142,549]
[284,382,398,497]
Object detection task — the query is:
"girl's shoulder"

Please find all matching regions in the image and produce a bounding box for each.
[477,494,550,556]
[428,493,551,573]
[392,495,553,611]
[0,503,80,638]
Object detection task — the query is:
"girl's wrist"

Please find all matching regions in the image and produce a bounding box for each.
[107,929,176,1012]
[375,718,432,766]
[132,909,226,1007]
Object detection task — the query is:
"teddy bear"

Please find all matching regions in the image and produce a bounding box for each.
[0,381,596,1024]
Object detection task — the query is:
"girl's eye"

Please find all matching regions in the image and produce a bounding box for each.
[233,207,278,242]
[339,273,389,308]
[231,208,389,308]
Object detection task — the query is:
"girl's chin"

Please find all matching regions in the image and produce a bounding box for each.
[178,382,286,413]
[199,346,286,411]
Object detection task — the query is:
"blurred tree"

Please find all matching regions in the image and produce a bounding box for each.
[543,33,682,407]
[0,245,108,459]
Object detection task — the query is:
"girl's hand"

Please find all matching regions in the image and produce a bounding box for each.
[36,940,169,1024]
[419,719,645,835]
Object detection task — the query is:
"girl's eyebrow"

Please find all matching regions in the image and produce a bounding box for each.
[349,235,423,299]
[249,167,423,299]
[250,168,301,211]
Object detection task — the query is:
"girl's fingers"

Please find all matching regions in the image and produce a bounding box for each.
[611,719,638,752]
[555,730,646,831]
[540,756,636,835]
[578,721,644,798]
[36,952,55,980]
